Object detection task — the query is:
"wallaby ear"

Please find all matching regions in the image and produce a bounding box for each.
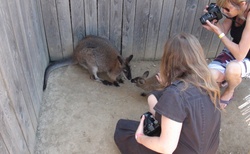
[142,71,149,78]
[117,56,124,65]
[125,55,133,63]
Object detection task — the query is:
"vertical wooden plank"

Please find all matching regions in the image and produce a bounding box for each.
[7,0,39,128]
[217,40,225,56]
[144,0,163,60]
[28,0,48,71]
[71,0,86,48]
[170,0,187,37]
[0,75,26,154]
[121,0,136,58]
[41,0,63,60]
[182,0,199,33]
[207,18,227,58]
[155,0,175,59]
[18,0,44,115]
[98,0,110,39]
[36,0,50,67]
[199,0,216,56]
[207,36,225,59]
[0,2,35,153]
[199,29,214,55]
[206,34,221,58]
[110,0,123,53]
[133,0,150,60]
[191,0,210,39]
[85,0,98,36]
[19,0,46,105]
[56,0,73,58]
[0,134,9,154]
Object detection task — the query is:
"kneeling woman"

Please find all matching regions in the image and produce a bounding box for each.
[114,33,221,154]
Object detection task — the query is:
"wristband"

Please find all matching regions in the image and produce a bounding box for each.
[218,33,225,39]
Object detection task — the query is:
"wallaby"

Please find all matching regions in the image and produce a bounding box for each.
[43,35,133,91]
[131,71,164,96]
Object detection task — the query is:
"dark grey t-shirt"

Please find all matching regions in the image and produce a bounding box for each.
[153,81,221,154]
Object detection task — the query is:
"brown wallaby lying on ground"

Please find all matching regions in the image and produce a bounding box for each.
[131,71,164,96]
[43,35,133,91]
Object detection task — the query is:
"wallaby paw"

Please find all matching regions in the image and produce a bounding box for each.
[117,78,124,83]
[102,80,113,86]
[113,81,120,87]
[140,92,147,97]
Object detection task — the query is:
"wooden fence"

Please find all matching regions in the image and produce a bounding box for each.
[42,0,225,61]
[0,0,226,153]
[0,0,48,153]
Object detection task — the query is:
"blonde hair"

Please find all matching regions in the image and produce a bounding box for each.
[159,33,220,108]
[216,0,249,19]
[216,0,248,7]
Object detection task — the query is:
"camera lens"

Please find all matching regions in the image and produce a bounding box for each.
[200,3,223,25]
[200,13,215,24]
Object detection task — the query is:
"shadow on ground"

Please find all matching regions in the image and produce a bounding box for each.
[35,61,250,154]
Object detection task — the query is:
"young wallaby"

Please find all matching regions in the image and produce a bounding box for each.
[131,71,164,96]
[43,35,133,91]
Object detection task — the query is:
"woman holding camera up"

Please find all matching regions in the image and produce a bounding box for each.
[114,33,221,154]
[202,0,250,109]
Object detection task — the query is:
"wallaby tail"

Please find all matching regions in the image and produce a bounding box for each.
[43,57,77,91]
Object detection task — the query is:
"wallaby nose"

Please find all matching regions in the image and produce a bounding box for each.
[131,78,137,83]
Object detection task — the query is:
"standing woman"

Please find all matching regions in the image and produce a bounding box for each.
[114,33,221,154]
[203,0,250,109]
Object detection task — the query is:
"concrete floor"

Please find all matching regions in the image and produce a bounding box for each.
[35,61,250,154]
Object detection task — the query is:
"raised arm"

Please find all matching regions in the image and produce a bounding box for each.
[203,12,250,61]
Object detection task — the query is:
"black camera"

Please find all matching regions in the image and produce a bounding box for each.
[142,112,161,136]
[200,3,223,25]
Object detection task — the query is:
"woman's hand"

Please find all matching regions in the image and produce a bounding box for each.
[155,73,162,83]
[202,20,222,35]
[135,115,145,143]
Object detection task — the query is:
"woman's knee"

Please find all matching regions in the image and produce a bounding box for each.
[209,68,224,82]
[226,61,241,76]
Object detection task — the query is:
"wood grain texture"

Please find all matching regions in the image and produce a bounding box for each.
[71,0,86,48]
[41,0,62,60]
[56,0,73,58]
[7,0,39,129]
[170,0,187,37]
[0,10,36,154]
[182,0,199,33]
[35,0,50,66]
[132,0,150,60]
[0,10,32,153]
[98,0,109,39]
[44,0,223,60]
[18,0,44,115]
[85,0,98,36]
[0,134,8,154]
[144,0,163,60]
[121,0,136,58]
[0,0,47,153]
[155,0,175,59]
[110,0,123,53]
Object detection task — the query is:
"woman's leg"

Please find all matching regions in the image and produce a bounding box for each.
[209,68,225,84]
[220,61,242,108]
[114,119,158,154]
